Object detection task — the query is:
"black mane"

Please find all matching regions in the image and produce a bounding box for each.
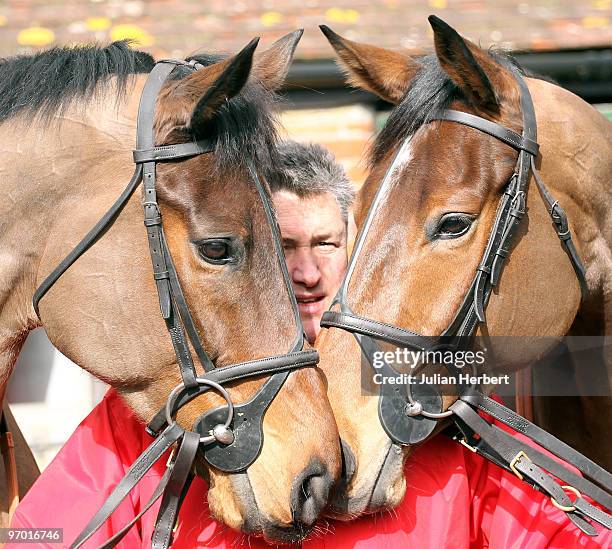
[372,51,524,164]
[0,42,279,171]
[0,41,154,122]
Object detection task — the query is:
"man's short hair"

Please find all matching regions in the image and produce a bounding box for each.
[268,141,355,221]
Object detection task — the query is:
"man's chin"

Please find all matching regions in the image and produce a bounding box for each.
[302,318,320,344]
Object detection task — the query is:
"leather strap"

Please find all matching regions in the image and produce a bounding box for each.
[151,431,199,549]
[146,349,319,436]
[431,110,539,156]
[321,310,439,352]
[133,140,214,163]
[460,391,612,490]
[0,412,18,526]
[98,468,172,549]
[161,230,215,373]
[33,165,143,317]
[451,400,611,535]
[453,396,612,508]
[71,422,183,548]
[530,157,588,300]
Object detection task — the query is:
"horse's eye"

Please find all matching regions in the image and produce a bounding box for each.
[197,239,232,264]
[435,214,474,239]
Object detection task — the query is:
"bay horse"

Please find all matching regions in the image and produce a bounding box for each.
[0,32,341,543]
[317,16,611,522]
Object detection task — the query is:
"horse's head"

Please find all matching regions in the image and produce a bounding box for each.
[318,17,590,517]
[36,33,340,542]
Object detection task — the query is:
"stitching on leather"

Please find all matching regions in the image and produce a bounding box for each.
[330,312,425,340]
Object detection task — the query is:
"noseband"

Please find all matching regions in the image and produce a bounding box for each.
[321,70,611,536]
[33,59,318,548]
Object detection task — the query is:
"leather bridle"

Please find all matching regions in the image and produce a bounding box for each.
[321,69,612,536]
[32,59,319,548]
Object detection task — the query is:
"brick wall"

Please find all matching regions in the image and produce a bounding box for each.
[281,105,375,187]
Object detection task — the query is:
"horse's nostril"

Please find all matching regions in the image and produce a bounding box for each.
[291,460,333,527]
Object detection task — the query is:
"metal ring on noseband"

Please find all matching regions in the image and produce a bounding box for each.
[404,358,480,419]
[165,378,235,445]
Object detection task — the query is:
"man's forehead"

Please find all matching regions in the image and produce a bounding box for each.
[272,190,346,237]
[273,190,341,215]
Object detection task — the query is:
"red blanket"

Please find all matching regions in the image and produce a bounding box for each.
[9,390,607,548]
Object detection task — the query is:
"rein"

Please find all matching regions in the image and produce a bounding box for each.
[321,70,611,536]
[32,59,318,548]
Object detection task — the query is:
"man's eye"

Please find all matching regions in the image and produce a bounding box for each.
[317,241,336,248]
[197,239,232,264]
[434,214,475,239]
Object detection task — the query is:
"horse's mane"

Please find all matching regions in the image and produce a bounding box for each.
[0,41,279,172]
[0,41,153,122]
[371,51,526,165]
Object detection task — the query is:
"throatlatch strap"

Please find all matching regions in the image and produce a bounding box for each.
[530,157,589,300]
[32,165,143,317]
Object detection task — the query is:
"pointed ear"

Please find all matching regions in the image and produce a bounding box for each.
[251,29,303,91]
[429,15,500,110]
[156,38,259,140]
[189,38,259,126]
[319,25,419,104]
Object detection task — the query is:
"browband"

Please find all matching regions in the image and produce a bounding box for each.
[431,110,540,156]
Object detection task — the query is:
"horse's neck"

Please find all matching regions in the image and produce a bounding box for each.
[531,78,611,235]
[0,77,145,351]
[533,79,611,306]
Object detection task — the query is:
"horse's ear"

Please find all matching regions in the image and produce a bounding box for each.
[251,29,303,91]
[156,38,258,140]
[319,25,419,104]
[188,38,259,128]
[429,15,499,110]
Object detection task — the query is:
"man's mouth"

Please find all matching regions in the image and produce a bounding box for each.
[296,295,326,314]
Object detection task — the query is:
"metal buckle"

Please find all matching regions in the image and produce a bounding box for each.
[509,450,530,481]
[550,485,581,513]
[166,446,176,468]
[459,437,478,453]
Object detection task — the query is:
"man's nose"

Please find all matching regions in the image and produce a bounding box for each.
[292,249,321,288]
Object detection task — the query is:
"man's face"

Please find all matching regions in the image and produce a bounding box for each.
[273,190,348,344]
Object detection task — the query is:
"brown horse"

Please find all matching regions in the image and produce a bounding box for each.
[317,17,611,517]
[0,33,341,542]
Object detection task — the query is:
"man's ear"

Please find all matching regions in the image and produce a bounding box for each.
[250,29,304,91]
[429,15,501,110]
[155,38,259,141]
[319,25,420,104]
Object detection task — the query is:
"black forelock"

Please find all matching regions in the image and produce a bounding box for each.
[371,50,525,165]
